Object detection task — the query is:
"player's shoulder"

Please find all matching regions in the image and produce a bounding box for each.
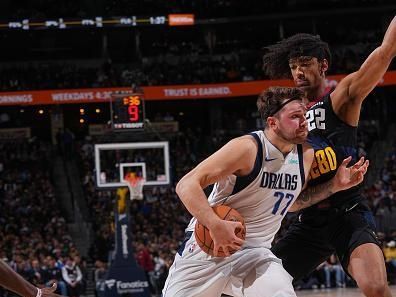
[301,142,314,161]
[301,141,313,151]
[299,142,314,181]
[234,134,259,148]
[225,134,260,155]
[310,91,332,110]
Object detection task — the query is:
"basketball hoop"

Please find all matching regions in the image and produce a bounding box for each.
[124,174,145,200]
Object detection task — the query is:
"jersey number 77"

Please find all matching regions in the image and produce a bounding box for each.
[272,192,295,215]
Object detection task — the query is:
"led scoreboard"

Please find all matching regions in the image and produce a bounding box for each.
[111,93,145,130]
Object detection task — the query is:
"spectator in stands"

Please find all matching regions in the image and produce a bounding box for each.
[384,240,396,274]
[323,254,346,288]
[30,259,45,286]
[135,242,154,293]
[73,256,87,295]
[61,258,83,297]
[294,263,326,290]
[45,256,67,296]
[94,260,107,297]
[149,251,168,297]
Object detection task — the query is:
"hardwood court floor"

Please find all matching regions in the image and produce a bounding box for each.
[296,285,396,297]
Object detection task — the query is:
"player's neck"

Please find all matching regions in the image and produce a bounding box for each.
[306,79,327,102]
[264,130,295,155]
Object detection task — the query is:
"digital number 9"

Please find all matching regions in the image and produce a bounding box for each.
[128,105,139,121]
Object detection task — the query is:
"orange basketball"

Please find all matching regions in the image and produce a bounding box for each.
[194,205,246,257]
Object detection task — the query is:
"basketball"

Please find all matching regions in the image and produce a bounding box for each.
[194,205,246,257]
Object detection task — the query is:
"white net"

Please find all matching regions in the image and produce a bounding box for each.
[125,175,145,200]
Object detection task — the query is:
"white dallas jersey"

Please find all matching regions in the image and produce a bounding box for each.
[186,130,306,249]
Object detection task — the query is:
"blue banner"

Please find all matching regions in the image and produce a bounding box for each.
[104,190,150,297]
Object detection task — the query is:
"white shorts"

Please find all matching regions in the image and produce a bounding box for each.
[162,232,296,297]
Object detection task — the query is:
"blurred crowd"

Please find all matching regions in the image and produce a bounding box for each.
[365,142,396,214]
[0,41,385,92]
[0,140,85,297]
[2,3,393,92]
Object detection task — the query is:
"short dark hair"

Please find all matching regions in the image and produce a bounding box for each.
[257,86,305,122]
[262,33,331,79]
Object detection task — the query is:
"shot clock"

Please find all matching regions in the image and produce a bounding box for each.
[111,93,145,130]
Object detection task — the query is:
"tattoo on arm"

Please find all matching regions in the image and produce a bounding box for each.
[295,180,335,210]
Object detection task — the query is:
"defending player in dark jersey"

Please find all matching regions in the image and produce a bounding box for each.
[263,16,396,297]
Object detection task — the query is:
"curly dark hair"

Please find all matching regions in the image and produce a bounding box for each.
[257,86,305,123]
[262,33,331,79]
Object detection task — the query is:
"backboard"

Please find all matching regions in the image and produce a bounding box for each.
[94,141,170,188]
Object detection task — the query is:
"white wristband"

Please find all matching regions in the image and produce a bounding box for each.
[35,288,42,297]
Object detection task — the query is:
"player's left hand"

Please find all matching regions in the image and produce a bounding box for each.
[333,156,369,191]
[41,283,64,297]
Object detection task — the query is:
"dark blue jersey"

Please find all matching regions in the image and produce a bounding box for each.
[305,91,362,208]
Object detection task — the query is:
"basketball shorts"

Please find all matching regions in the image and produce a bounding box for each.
[162,231,296,297]
[271,201,380,280]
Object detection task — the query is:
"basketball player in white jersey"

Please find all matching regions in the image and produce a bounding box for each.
[162,86,369,297]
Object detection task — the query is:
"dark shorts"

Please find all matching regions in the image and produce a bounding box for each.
[271,201,380,280]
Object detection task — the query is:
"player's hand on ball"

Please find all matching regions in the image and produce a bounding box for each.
[209,219,244,257]
[195,205,246,257]
[334,156,369,191]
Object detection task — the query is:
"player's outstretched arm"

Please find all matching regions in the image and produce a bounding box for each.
[331,16,396,126]
[0,259,62,297]
[176,135,256,256]
[289,156,369,212]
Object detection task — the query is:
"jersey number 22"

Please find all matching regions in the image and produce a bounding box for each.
[306,108,326,131]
